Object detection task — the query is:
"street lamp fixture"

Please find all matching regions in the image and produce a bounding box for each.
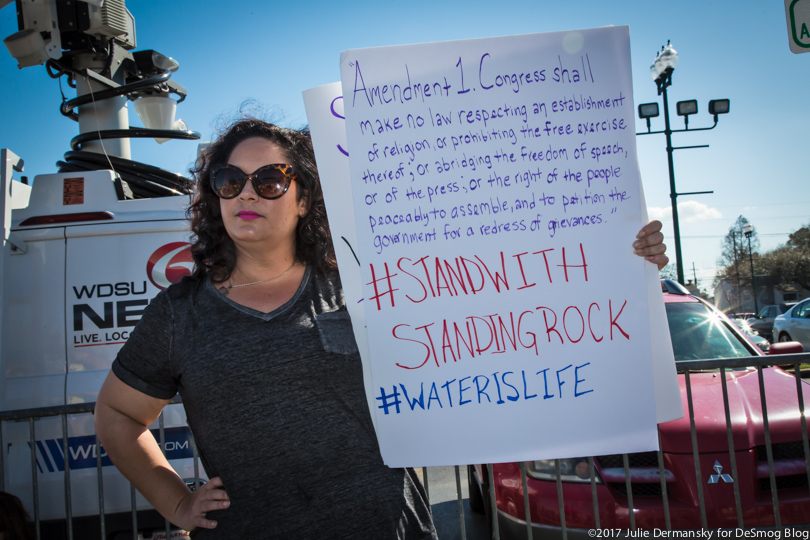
[676,100,698,128]
[742,223,758,313]
[638,102,660,131]
[638,103,660,118]
[637,40,731,285]
[708,99,730,117]
[652,41,678,94]
[676,100,698,116]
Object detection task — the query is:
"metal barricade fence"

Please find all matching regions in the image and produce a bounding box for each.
[1,354,808,540]
[0,396,189,540]
[453,354,810,540]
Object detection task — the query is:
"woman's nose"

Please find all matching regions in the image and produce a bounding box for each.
[238,177,259,199]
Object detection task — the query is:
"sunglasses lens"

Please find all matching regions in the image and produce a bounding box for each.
[212,168,245,198]
[211,165,296,199]
[254,167,291,199]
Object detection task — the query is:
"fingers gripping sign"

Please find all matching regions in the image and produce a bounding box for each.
[173,476,230,531]
[633,220,668,270]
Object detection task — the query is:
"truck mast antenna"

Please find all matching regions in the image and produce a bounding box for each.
[3,0,200,198]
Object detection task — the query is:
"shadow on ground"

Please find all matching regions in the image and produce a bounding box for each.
[431,498,489,540]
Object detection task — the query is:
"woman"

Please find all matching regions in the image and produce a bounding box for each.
[95,118,668,538]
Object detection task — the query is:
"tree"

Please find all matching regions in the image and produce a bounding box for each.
[714,216,761,311]
[787,225,810,251]
[659,264,678,281]
[717,215,760,270]
[761,224,810,292]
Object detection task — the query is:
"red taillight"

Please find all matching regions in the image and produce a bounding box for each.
[19,211,114,226]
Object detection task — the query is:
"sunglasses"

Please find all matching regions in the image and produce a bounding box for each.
[210,163,299,200]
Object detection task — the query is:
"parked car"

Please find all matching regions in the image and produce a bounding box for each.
[469,282,809,537]
[729,312,755,321]
[732,318,771,352]
[773,298,810,350]
[747,304,791,342]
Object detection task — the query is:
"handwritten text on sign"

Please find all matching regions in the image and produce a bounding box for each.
[339,27,659,466]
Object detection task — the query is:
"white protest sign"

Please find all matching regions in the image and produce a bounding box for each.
[304,79,682,446]
[332,26,670,466]
[302,85,376,430]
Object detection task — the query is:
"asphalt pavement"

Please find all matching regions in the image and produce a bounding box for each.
[422,466,490,540]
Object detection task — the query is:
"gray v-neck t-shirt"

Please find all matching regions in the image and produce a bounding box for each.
[113,266,437,539]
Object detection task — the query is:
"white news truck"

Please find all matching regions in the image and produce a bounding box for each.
[1,1,204,537]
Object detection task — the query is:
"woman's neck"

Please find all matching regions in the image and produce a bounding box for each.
[230,246,298,285]
[215,246,308,314]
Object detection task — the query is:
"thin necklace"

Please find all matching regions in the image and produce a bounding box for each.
[219,261,296,296]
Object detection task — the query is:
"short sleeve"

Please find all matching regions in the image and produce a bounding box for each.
[111,289,178,399]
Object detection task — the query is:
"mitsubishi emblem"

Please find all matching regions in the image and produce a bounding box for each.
[708,461,734,484]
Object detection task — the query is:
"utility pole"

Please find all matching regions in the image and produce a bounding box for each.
[732,233,742,313]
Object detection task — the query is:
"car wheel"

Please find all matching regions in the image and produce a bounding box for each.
[467,465,485,514]
[779,333,792,342]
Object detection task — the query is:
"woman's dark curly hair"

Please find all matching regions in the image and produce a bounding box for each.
[0,491,35,540]
[188,119,336,281]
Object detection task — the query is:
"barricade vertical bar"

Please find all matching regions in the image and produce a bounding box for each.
[757,366,781,527]
[656,430,671,530]
[422,467,430,502]
[554,459,567,540]
[0,421,5,491]
[454,465,467,540]
[622,454,635,530]
[719,367,743,527]
[159,413,171,538]
[96,429,106,540]
[793,361,810,493]
[518,462,532,540]
[487,465,499,540]
[190,429,201,490]
[684,371,708,529]
[29,418,40,540]
[588,457,599,530]
[62,414,73,540]
[130,483,138,540]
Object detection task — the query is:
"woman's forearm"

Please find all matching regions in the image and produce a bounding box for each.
[95,395,191,524]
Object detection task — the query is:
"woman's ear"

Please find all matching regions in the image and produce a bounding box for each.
[298,191,309,218]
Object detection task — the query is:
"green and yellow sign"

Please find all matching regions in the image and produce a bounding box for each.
[786,0,810,53]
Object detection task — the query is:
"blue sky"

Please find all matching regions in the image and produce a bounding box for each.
[1,0,808,290]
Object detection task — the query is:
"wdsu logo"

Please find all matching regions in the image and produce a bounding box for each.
[27,427,194,473]
[147,242,194,290]
[71,243,193,347]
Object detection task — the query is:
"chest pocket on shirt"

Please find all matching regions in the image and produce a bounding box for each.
[315,310,359,355]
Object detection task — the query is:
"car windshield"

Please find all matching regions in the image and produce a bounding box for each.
[732,319,756,336]
[666,302,753,361]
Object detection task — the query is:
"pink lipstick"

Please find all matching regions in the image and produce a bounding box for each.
[237,211,261,221]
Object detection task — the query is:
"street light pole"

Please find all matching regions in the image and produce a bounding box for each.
[732,232,742,313]
[743,224,758,313]
[636,41,730,285]
[659,75,685,285]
